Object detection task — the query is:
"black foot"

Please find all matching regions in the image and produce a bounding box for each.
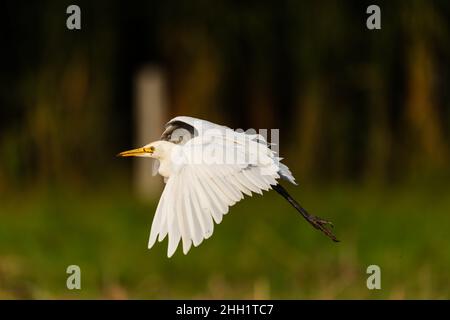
[305,214,339,242]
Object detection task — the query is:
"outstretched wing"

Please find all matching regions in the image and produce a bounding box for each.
[148,130,281,257]
[160,116,296,185]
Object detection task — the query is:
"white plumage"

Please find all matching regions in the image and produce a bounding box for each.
[118,116,337,257]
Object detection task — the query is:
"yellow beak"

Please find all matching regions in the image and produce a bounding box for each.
[117,147,152,157]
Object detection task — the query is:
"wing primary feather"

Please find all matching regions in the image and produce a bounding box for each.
[176,174,191,255]
[192,167,223,224]
[167,210,181,258]
[201,166,237,205]
[148,183,167,248]
[234,171,258,194]
[242,169,264,194]
[196,166,229,214]
[191,180,215,238]
[183,177,202,247]
[187,170,209,238]
[225,174,247,198]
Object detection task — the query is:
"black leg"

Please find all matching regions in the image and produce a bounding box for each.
[273,184,339,242]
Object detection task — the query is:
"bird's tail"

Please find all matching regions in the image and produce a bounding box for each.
[272,184,339,242]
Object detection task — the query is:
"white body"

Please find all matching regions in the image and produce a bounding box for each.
[141,117,297,257]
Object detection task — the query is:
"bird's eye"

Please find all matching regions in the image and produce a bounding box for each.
[144,146,155,153]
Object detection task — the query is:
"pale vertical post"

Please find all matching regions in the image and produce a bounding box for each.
[134,66,167,200]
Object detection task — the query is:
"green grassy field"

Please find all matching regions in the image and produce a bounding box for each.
[0,182,449,299]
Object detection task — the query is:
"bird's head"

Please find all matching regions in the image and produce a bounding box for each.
[117,141,173,159]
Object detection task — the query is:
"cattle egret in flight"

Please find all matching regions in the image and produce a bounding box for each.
[118,116,338,257]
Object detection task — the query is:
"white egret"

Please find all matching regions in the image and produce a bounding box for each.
[119,116,338,257]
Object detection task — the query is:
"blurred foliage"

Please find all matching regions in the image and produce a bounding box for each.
[1,0,450,299]
[0,0,449,188]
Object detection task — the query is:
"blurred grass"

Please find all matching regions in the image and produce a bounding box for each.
[0,182,449,299]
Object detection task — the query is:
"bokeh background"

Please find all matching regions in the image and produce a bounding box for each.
[1,0,450,299]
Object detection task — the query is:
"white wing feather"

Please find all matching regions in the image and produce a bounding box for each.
[149,130,281,257]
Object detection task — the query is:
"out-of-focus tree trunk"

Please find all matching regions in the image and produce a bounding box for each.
[403,1,448,171]
[405,40,446,167]
[133,67,167,200]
